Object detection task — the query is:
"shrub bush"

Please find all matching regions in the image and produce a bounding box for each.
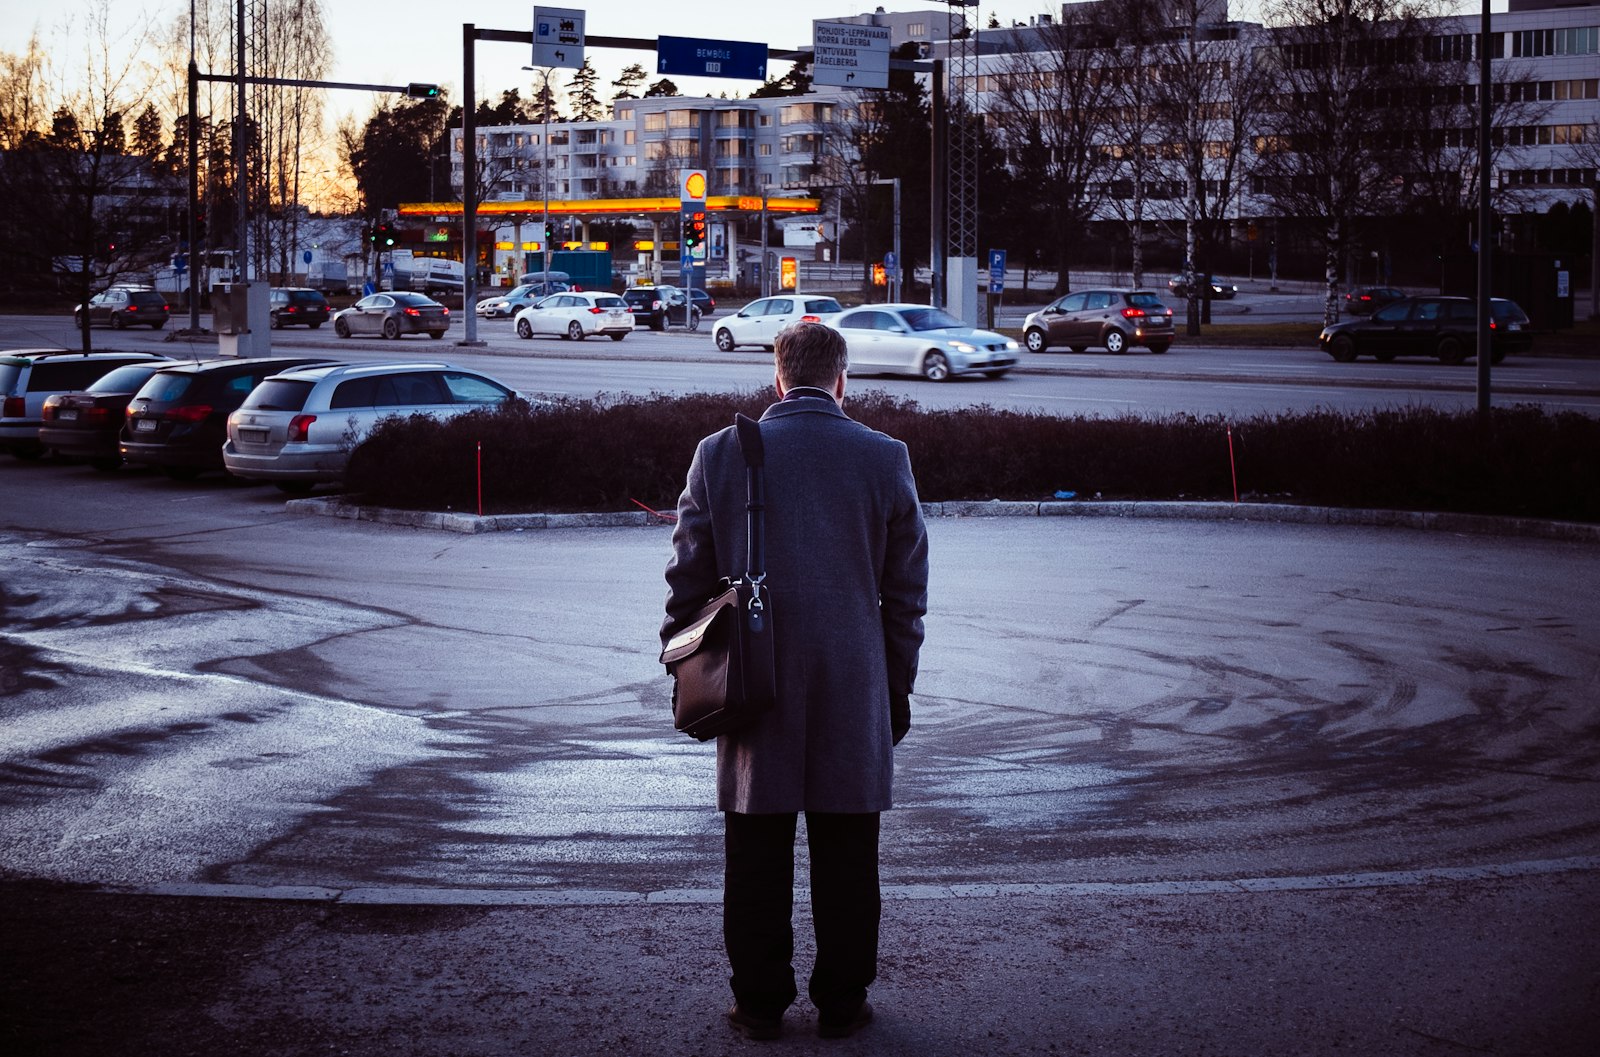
[342,391,1600,523]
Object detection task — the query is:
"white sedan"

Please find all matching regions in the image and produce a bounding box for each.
[828,304,1018,381]
[514,292,633,341]
[712,295,845,351]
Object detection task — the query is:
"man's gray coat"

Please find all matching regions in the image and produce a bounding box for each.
[662,392,929,814]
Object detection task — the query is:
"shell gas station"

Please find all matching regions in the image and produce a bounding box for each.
[395,190,820,289]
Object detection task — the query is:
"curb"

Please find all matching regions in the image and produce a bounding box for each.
[283,496,1600,544]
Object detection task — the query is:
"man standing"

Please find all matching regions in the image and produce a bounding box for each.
[662,322,929,1040]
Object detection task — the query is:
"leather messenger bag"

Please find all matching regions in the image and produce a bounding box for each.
[661,415,777,741]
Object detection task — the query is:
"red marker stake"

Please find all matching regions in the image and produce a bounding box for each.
[1227,427,1239,504]
[476,441,483,517]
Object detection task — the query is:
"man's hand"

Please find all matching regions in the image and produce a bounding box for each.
[891,693,911,745]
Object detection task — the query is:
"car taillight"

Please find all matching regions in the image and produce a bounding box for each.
[441,307,449,316]
[288,414,316,442]
[1121,307,1146,320]
[1489,319,1497,330]
[41,401,58,420]
[588,306,603,314]
[82,407,112,425]
[4,396,25,417]
[286,305,299,314]
[405,307,421,317]
[800,314,821,322]
[652,300,663,310]
[167,404,213,423]
[127,305,139,312]
[1360,294,1372,302]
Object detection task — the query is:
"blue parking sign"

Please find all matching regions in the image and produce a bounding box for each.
[988,249,1006,294]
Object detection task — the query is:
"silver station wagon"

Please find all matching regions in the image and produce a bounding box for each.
[223,361,516,491]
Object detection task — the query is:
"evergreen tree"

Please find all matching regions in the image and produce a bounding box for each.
[568,59,606,122]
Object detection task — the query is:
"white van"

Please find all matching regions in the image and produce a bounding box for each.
[398,257,465,297]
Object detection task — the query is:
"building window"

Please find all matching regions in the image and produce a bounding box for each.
[759,143,772,156]
[670,109,696,128]
[644,113,667,132]
[1513,26,1599,57]
[908,22,925,37]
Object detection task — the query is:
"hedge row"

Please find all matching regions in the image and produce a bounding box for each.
[342,390,1600,523]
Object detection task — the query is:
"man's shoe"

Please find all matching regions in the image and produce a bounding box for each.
[818,1001,873,1039]
[727,1004,783,1041]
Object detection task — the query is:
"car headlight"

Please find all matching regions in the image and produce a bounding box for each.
[950,342,977,353]
[1005,340,1019,350]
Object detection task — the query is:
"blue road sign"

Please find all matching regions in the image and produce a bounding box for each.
[303,250,313,265]
[657,36,767,81]
[173,254,187,275]
[988,249,1007,294]
[884,250,898,277]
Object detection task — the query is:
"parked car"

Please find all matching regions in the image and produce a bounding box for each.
[688,288,716,317]
[223,361,516,491]
[333,292,451,340]
[2,350,172,458]
[37,360,179,470]
[1167,274,1237,300]
[622,285,699,331]
[513,291,633,341]
[1343,286,1407,316]
[827,304,1017,381]
[268,288,331,329]
[712,295,846,351]
[73,286,171,329]
[1023,289,1174,354]
[475,283,558,320]
[1318,296,1532,364]
[121,357,339,479]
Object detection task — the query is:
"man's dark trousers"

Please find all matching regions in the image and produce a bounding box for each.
[724,811,881,1020]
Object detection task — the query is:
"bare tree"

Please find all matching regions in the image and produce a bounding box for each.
[0,33,47,151]
[1154,0,1274,329]
[1098,2,1170,288]
[987,16,1116,293]
[0,1,170,350]
[1254,0,1447,324]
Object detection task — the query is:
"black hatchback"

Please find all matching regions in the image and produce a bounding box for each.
[269,288,331,329]
[121,356,338,478]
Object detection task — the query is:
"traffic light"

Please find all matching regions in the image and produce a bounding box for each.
[373,223,395,247]
[406,83,440,99]
[683,210,706,251]
[365,226,376,245]
[544,223,553,243]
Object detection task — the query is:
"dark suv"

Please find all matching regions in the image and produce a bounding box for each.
[622,286,700,331]
[1022,289,1175,354]
[74,286,171,329]
[121,357,338,479]
[1319,296,1532,364]
[269,288,331,329]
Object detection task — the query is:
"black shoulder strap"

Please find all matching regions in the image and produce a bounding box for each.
[734,414,764,580]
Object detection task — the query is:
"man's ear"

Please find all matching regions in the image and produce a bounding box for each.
[834,371,847,401]
[774,369,787,399]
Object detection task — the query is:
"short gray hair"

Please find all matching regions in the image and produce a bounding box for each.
[774,322,848,390]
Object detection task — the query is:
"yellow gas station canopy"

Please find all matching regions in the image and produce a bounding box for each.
[397,195,820,218]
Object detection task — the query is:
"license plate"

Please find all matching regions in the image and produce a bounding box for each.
[134,418,157,432]
[59,409,78,421]
[1507,322,1521,331]
[239,428,269,443]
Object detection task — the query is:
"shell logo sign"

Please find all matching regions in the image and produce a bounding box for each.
[680,169,707,203]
